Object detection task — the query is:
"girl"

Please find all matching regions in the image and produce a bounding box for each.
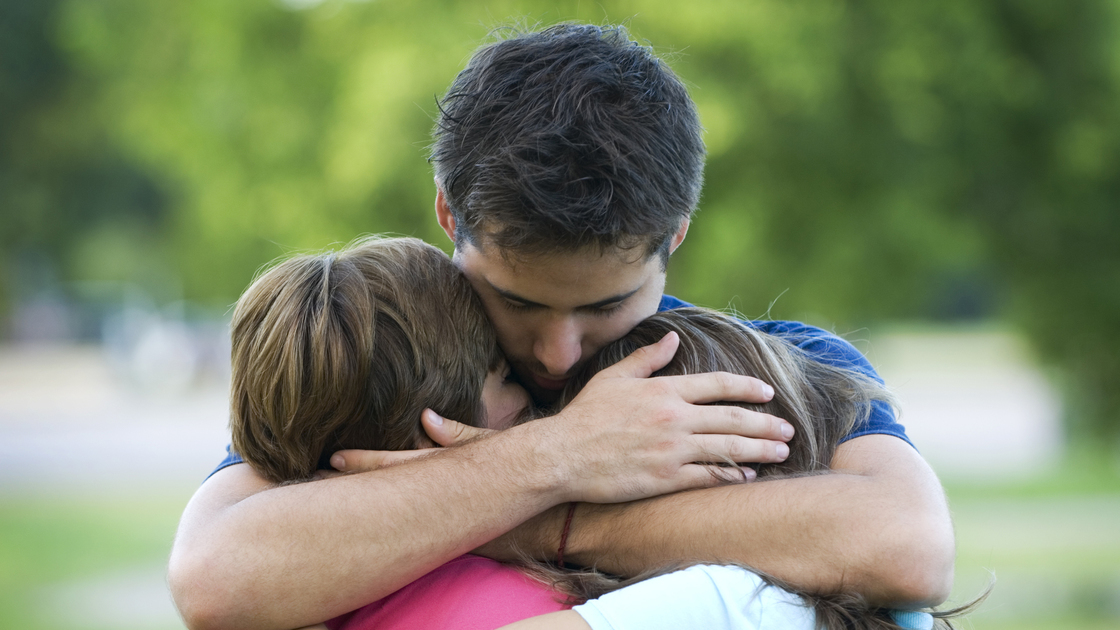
[500,308,964,630]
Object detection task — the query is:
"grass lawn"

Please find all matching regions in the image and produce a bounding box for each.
[0,490,191,630]
[1,459,1118,629]
[944,451,1120,629]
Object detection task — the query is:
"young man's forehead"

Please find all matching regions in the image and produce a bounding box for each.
[456,239,663,297]
[468,234,657,269]
[463,242,656,277]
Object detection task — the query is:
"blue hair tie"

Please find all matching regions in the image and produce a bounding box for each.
[889,610,933,630]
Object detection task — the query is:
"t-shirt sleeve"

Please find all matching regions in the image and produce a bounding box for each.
[204,444,245,481]
[749,319,913,449]
[572,564,816,630]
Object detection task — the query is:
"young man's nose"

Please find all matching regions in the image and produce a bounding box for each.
[534,319,583,377]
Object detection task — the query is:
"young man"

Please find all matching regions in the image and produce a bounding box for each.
[169,24,954,630]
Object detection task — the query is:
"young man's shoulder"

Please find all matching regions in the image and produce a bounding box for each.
[659,296,871,374]
[657,295,913,448]
[659,295,841,340]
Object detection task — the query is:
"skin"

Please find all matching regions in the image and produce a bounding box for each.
[501,611,591,630]
[481,359,532,430]
[443,204,683,406]
[458,242,668,406]
[436,424,953,610]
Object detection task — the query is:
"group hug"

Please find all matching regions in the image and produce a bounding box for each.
[169,22,980,630]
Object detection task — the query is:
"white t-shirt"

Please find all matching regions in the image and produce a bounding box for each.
[572,564,815,630]
[572,564,934,630]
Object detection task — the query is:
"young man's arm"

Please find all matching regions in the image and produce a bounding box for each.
[481,433,955,608]
[172,450,548,630]
[168,335,794,630]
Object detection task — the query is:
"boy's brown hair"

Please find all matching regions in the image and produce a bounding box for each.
[229,236,500,483]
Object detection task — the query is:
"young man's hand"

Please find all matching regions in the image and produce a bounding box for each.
[327,409,494,474]
[517,331,792,503]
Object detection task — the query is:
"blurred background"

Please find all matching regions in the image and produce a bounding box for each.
[1,0,1118,628]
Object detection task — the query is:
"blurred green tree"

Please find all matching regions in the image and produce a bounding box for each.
[0,0,172,325]
[652,0,1120,443]
[2,0,1117,441]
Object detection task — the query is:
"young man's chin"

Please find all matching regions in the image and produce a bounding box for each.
[515,367,570,407]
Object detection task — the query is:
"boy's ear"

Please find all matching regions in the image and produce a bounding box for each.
[669,218,690,254]
[434,185,457,244]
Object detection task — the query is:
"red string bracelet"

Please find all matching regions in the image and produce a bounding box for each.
[556,502,577,567]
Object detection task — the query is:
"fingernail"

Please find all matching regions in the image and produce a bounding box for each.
[763,384,775,399]
[425,409,444,426]
[742,467,757,482]
[776,443,790,460]
[781,423,794,439]
[330,453,345,470]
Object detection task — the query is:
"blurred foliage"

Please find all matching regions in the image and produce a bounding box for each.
[1,0,1118,441]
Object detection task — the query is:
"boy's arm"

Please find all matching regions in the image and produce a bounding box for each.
[483,434,954,608]
[168,336,793,630]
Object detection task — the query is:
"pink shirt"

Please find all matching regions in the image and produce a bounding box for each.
[326,555,571,630]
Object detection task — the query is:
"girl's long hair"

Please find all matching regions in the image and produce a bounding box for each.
[559,307,894,477]
[535,307,987,630]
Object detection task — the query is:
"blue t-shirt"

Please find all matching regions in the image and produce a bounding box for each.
[208,295,910,479]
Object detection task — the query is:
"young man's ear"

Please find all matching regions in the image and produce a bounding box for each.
[669,218,690,255]
[434,184,457,244]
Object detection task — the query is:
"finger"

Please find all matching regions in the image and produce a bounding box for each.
[689,406,794,442]
[329,448,435,473]
[599,331,680,379]
[672,462,757,491]
[689,434,791,464]
[694,463,758,484]
[422,408,496,447]
[666,371,776,404]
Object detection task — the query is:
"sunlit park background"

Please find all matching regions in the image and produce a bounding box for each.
[2,0,1119,628]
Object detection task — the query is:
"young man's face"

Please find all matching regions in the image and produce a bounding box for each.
[436,190,689,405]
[453,241,669,405]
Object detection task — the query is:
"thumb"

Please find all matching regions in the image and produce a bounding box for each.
[602,331,679,379]
[329,448,434,473]
[422,408,496,446]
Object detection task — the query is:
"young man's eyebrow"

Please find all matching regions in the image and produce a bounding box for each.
[490,284,642,310]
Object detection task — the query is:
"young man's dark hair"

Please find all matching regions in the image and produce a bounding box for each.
[431,23,705,264]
